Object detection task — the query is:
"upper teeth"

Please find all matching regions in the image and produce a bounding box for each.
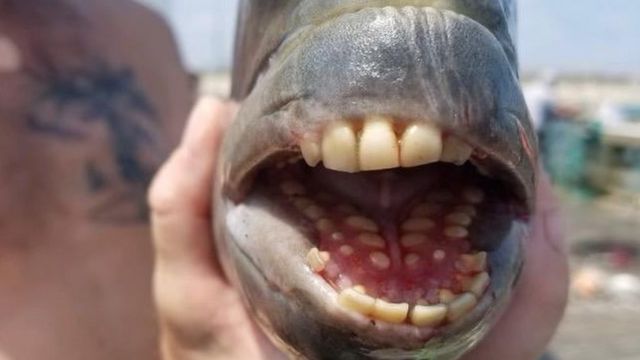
[300,116,473,172]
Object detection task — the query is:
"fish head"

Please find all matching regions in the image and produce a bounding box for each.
[215,1,536,359]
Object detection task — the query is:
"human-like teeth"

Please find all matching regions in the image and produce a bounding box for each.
[358,233,386,249]
[303,205,325,220]
[306,248,330,273]
[410,304,447,327]
[321,120,359,172]
[359,116,400,171]
[411,203,442,217]
[346,216,379,232]
[404,253,421,268]
[339,245,354,256]
[447,293,478,322]
[400,233,428,247]
[281,181,306,196]
[400,123,442,167]
[292,197,314,210]
[372,299,409,324]
[463,187,485,204]
[445,212,472,226]
[315,218,334,233]
[432,249,446,262]
[338,288,376,315]
[455,205,477,217]
[300,137,321,167]
[441,136,473,165]
[369,251,391,270]
[444,226,469,238]
[438,289,456,304]
[465,272,490,297]
[459,252,487,273]
[401,218,435,232]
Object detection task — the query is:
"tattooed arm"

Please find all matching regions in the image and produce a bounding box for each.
[0,1,191,359]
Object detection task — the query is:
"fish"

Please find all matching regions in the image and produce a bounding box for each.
[214,1,536,359]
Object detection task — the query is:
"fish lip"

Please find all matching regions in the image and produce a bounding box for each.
[222,6,536,212]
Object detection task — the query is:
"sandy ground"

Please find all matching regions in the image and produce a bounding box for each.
[548,192,640,360]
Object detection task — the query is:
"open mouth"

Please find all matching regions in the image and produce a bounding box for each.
[221,4,536,354]
[245,115,523,330]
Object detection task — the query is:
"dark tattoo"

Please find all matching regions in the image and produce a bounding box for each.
[27,62,162,224]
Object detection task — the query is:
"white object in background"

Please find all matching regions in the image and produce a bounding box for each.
[137,0,239,73]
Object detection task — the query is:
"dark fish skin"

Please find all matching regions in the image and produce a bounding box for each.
[213,1,536,359]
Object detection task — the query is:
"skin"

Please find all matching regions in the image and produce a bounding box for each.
[0,1,191,359]
[149,98,568,360]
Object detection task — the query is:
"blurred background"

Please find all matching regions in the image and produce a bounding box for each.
[138,1,640,359]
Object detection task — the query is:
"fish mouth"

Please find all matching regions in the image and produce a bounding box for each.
[218,4,534,356]
[225,116,526,346]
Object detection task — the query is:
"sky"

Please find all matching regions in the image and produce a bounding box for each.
[139,0,640,75]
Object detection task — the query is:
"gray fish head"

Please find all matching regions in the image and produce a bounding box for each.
[215,1,536,359]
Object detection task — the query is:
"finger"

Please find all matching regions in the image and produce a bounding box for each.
[464,174,569,360]
[149,97,238,274]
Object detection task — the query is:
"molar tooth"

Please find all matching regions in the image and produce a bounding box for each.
[369,251,391,270]
[357,233,386,249]
[372,300,409,324]
[445,212,473,226]
[303,205,325,220]
[281,181,306,196]
[300,137,321,167]
[400,233,428,248]
[292,197,314,210]
[346,216,379,232]
[353,285,366,294]
[359,116,400,171]
[338,288,376,315]
[447,293,478,322]
[438,289,456,304]
[306,248,330,273]
[411,203,442,217]
[466,272,490,297]
[321,120,359,172]
[339,245,354,256]
[315,218,334,233]
[463,187,485,204]
[441,137,473,165]
[444,226,469,239]
[410,304,447,327]
[433,249,446,262]
[460,252,488,273]
[455,205,477,217]
[400,123,443,167]
[404,253,421,268]
[401,218,435,232]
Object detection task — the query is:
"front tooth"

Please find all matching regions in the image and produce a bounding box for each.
[338,288,376,315]
[359,116,400,171]
[372,299,409,324]
[322,121,359,172]
[400,123,443,167]
[447,293,478,322]
[300,137,321,167]
[441,136,473,165]
[410,304,447,327]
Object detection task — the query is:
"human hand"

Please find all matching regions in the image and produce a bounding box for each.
[148,97,568,360]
